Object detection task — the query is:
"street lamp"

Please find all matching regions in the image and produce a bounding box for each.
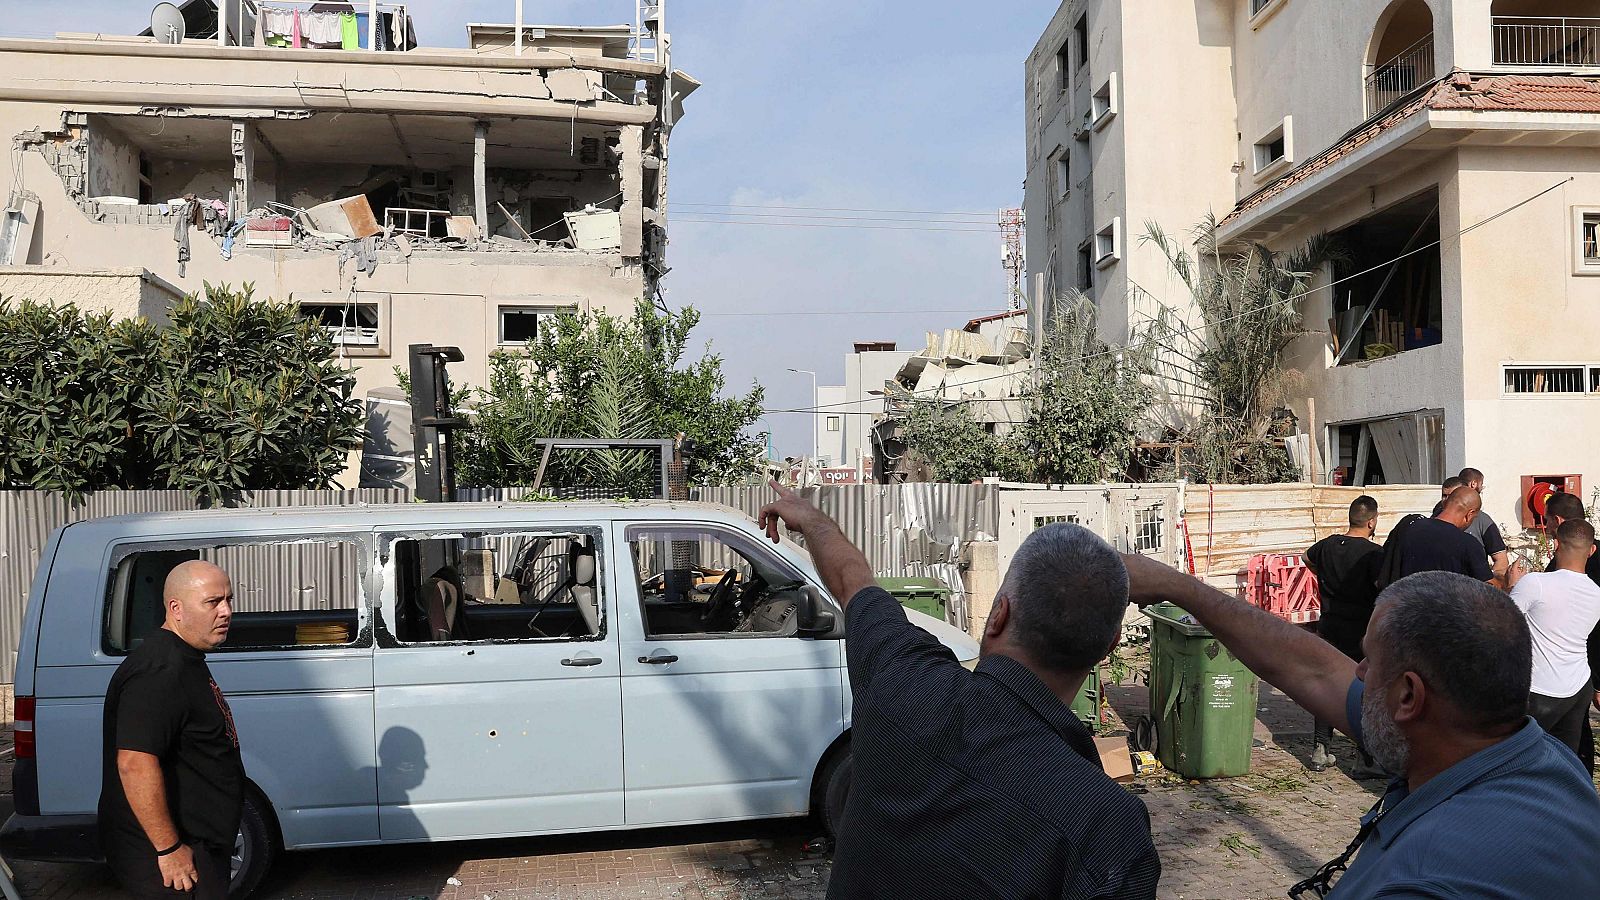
[787,367,818,477]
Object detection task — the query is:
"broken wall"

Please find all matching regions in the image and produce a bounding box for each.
[147,157,232,203]
[86,118,139,199]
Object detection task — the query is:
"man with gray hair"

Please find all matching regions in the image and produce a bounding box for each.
[1123,555,1600,898]
[758,481,1159,899]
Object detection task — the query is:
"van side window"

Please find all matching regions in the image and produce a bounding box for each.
[388,530,603,643]
[626,525,809,639]
[104,539,364,653]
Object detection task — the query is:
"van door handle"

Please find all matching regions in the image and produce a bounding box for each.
[560,656,603,667]
[638,654,679,665]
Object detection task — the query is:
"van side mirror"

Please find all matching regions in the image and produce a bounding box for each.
[797,585,840,638]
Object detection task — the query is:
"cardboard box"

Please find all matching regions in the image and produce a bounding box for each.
[1095,736,1135,783]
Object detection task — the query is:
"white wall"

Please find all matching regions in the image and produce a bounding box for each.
[814,385,847,467]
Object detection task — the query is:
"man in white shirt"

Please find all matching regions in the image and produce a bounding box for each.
[1510,518,1600,757]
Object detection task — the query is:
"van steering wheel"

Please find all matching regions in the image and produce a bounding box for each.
[700,570,739,627]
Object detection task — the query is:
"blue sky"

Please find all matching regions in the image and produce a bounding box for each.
[0,0,1055,456]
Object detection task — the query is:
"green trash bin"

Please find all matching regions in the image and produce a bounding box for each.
[1072,665,1101,732]
[1145,602,1259,778]
[876,576,952,621]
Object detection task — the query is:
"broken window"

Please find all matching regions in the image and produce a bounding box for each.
[627,525,810,639]
[1054,149,1071,198]
[1331,411,1444,486]
[1074,15,1090,69]
[1254,122,1289,173]
[1077,241,1095,291]
[104,538,365,654]
[1057,41,1072,92]
[1095,219,1119,266]
[498,307,542,345]
[1330,189,1443,365]
[299,301,381,346]
[388,530,605,643]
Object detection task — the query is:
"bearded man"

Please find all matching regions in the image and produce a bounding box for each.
[1122,557,1600,898]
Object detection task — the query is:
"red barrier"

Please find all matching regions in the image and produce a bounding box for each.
[1244,553,1321,624]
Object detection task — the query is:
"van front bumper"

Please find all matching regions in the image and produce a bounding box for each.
[0,813,103,863]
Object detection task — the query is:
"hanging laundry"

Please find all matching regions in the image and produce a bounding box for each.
[292,9,302,48]
[173,201,193,278]
[301,10,343,48]
[354,12,370,49]
[260,7,293,47]
[374,12,390,52]
[390,10,404,49]
[340,12,359,50]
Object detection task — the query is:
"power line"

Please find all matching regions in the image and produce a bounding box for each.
[699,307,1001,317]
[767,177,1573,416]
[672,201,995,218]
[671,217,995,234]
[669,209,1003,226]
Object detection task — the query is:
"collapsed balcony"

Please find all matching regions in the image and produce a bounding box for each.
[47,109,651,256]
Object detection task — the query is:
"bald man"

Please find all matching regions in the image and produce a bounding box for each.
[1393,488,1499,583]
[98,561,243,899]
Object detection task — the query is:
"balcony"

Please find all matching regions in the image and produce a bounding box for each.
[1493,16,1600,66]
[1365,35,1436,116]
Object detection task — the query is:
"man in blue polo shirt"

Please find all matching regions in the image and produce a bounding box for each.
[1123,557,1600,898]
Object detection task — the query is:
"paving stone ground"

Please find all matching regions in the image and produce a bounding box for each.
[4,679,1596,900]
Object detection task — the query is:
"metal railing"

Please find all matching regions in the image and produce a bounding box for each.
[1493,16,1600,66]
[1364,36,1435,116]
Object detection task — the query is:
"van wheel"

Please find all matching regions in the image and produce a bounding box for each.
[229,792,278,899]
[817,748,852,840]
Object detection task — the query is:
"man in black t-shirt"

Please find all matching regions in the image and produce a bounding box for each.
[99,560,243,900]
[1303,495,1383,771]
[1434,468,1510,581]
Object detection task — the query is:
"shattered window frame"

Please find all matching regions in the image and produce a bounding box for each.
[102,535,369,656]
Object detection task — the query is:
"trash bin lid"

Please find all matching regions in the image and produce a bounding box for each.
[1143,602,1212,637]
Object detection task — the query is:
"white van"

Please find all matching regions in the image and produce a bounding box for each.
[1,501,978,896]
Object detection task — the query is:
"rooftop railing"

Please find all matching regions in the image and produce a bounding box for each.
[1493,16,1600,66]
[1364,35,1435,117]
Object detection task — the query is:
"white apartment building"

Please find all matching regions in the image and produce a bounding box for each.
[1026,0,1600,529]
[811,341,915,475]
[0,1,689,457]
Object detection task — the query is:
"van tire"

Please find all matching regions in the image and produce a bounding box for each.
[229,792,277,899]
[817,748,852,840]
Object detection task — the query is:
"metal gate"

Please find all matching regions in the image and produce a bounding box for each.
[998,484,1183,576]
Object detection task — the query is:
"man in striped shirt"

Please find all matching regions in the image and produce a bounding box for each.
[759,482,1159,899]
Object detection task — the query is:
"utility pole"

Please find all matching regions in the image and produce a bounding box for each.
[788,367,817,484]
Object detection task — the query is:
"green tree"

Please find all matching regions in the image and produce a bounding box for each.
[459,300,766,489]
[0,285,363,501]
[1143,217,1340,483]
[900,401,1006,483]
[1007,297,1152,484]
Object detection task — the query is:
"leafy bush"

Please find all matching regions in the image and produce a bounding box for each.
[458,300,766,489]
[0,285,363,501]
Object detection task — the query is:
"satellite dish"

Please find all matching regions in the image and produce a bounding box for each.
[151,2,185,44]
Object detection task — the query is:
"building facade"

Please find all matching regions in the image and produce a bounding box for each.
[1026,0,1600,529]
[0,2,688,437]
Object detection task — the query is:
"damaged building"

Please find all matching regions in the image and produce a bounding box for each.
[1027,1,1600,525]
[0,0,695,481]
[874,310,1032,483]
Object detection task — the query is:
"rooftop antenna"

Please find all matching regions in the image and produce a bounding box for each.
[150,2,186,44]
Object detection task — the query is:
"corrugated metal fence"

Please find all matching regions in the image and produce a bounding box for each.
[692,483,999,629]
[0,489,407,682]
